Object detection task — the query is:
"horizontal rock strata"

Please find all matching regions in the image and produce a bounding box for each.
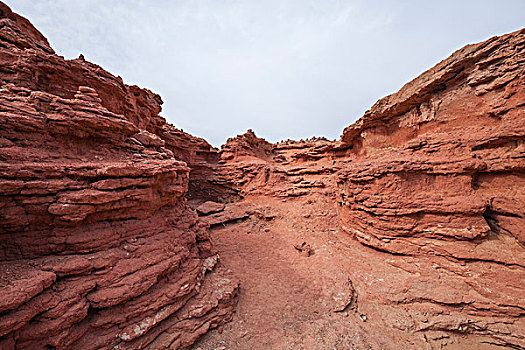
[0,3,237,349]
[336,29,525,348]
[1,1,523,348]
[203,29,525,349]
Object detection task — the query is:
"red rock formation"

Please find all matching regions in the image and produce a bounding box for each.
[1,1,524,348]
[0,2,224,203]
[196,29,525,349]
[338,29,525,249]
[0,3,237,349]
[204,130,339,201]
[333,29,525,348]
[220,129,274,162]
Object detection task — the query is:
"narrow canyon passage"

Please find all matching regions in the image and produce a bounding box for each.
[192,196,513,350]
[193,196,379,349]
[0,3,523,349]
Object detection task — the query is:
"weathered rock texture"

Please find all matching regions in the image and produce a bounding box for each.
[0,2,224,203]
[0,3,237,349]
[339,29,525,248]
[1,1,524,349]
[334,28,525,348]
[195,29,525,349]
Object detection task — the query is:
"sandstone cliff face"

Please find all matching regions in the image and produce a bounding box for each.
[0,3,237,349]
[0,2,223,203]
[1,1,524,349]
[208,131,339,200]
[334,28,525,348]
[339,28,525,249]
[198,29,524,349]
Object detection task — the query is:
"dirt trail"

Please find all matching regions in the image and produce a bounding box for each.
[193,196,392,350]
[193,195,509,350]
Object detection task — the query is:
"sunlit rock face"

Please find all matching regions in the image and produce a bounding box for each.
[0,2,237,349]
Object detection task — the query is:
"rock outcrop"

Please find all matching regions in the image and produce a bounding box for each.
[338,29,525,251]
[1,1,523,349]
[334,28,525,348]
[0,2,224,204]
[206,131,339,201]
[0,3,237,349]
[197,29,525,349]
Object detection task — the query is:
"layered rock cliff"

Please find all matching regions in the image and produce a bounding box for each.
[0,3,237,349]
[334,28,525,348]
[1,2,524,349]
[196,29,525,349]
[338,29,525,251]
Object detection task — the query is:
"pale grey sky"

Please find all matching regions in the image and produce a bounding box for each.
[5,1,525,146]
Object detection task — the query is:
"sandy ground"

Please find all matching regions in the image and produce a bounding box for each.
[193,195,507,350]
[193,195,394,350]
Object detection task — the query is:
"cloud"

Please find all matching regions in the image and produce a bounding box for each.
[5,0,525,146]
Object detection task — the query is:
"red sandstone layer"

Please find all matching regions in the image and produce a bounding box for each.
[0,1,524,349]
[0,3,237,349]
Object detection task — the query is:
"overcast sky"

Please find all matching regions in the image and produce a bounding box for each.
[5,1,525,146]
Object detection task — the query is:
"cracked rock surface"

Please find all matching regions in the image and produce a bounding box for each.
[0,2,523,349]
[0,3,237,349]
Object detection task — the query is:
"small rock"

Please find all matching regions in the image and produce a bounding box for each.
[196,201,225,216]
[293,242,313,257]
[78,85,96,93]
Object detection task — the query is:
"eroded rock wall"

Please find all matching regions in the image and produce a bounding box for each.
[0,1,225,203]
[1,1,523,348]
[336,29,525,347]
[205,130,340,201]
[205,29,525,348]
[0,3,237,349]
[338,28,524,260]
